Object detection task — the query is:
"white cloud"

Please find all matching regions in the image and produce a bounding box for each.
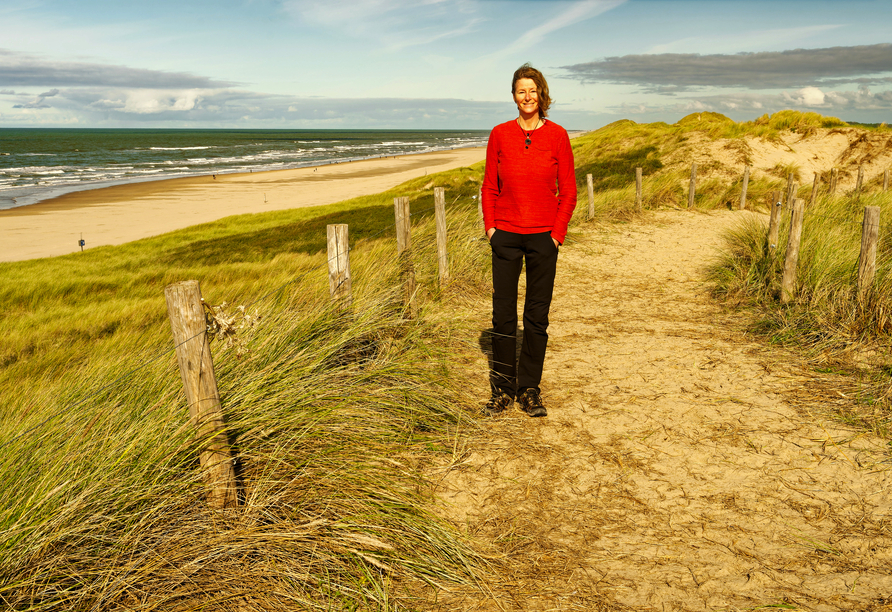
[2,83,512,127]
[489,0,626,61]
[784,86,827,107]
[116,89,203,114]
[283,0,480,51]
[606,86,892,120]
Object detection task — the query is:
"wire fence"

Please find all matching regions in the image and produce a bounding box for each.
[768,196,890,233]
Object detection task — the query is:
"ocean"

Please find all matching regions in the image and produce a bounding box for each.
[0,128,489,210]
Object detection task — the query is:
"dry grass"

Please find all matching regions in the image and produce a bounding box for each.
[708,189,892,441]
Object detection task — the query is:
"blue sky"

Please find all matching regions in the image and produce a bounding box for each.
[1,0,891,129]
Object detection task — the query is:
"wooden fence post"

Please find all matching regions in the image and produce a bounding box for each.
[739,166,749,210]
[767,191,782,251]
[857,206,881,301]
[164,280,237,510]
[785,173,796,208]
[884,169,889,192]
[478,187,484,226]
[635,167,643,211]
[434,187,449,289]
[586,173,595,219]
[394,196,415,307]
[809,173,821,207]
[855,165,864,196]
[830,168,838,196]
[326,224,351,307]
[688,162,697,209]
[781,199,805,303]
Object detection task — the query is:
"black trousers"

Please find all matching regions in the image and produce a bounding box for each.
[489,230,558,396]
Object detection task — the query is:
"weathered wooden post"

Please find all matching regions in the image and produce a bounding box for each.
[586,173,595,219]
[394,196,415,307]
[857,206,881,301]
[687,162,697,209]
[326,224,351,307]
[164,280,237,510]
[781,199,805,304]
[635,167,643,211]
[478,187,484,226]
[809,173,821,207]
[785,173,796,208]
[767,191,782,251]
[855,165,864,196]
[434,187,449,289]
[884,169,889,192]
[739,166,749,210]
[830,168,838,196]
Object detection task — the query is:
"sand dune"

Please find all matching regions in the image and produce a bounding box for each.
[670,127,892,189]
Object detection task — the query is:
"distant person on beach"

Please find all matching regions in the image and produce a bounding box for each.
[481,63,577,418]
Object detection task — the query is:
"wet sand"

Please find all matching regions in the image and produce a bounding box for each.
[0,147,486,262]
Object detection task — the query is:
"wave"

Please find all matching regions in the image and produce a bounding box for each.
[148,146,214,151]
[0,131,488,208]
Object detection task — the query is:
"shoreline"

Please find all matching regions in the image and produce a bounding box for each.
[0,146,486,262]
[0,145,486,212]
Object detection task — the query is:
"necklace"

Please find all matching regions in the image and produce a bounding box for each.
[519,116,541,147]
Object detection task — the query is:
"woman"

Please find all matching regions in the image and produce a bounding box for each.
[481,63,577,418]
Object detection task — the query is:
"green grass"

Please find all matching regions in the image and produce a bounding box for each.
[574,144,663,190]
[0,165,492,611]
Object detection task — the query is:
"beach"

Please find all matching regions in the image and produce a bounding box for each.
[0,147,486,262]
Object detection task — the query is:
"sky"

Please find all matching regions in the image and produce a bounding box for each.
[1,0,891,130]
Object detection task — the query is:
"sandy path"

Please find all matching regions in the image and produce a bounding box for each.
[439,210,892,611]
[0,147,484,262]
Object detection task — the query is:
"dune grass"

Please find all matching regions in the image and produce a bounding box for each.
[571,110,850,171]
[0,164,493,611]
[567,110,857,220]
[708,190,892,432]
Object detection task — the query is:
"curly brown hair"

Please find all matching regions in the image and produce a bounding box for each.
[511,63,551,118]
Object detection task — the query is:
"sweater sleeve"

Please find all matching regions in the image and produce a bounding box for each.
[550,129,577,245]
[481,128,500,233]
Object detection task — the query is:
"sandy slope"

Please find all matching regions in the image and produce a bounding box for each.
[437,210,892,611]
[667,128,892,191]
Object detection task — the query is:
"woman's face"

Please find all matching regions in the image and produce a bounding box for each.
[514,78,539,117]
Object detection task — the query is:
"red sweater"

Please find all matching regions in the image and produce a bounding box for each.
[482,118,577,244]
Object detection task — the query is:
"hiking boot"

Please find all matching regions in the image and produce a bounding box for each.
[484,392,513,416]
[517,388,547,417]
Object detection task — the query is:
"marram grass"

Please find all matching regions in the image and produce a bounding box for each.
[708,190,892,429]
[567,109,858,219]
[0,169,493,611]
